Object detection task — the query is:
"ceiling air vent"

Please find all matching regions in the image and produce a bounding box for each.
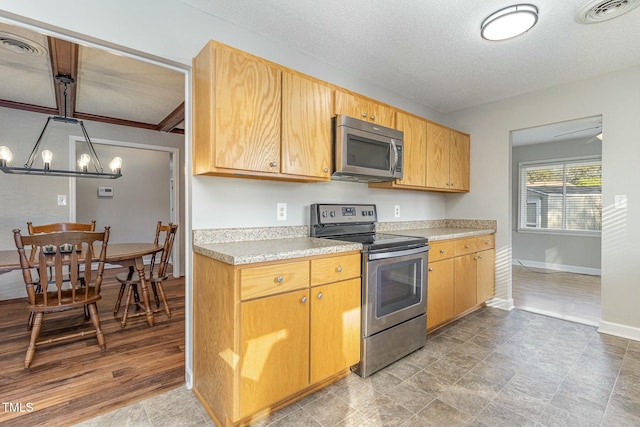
[0,32,47,55]
[576,0,640,23]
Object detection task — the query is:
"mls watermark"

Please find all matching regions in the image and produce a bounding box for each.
[2,402,34,413]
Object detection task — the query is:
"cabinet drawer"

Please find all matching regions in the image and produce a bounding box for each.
[475,235,495,251]
[241,260,309,300]
[453,238,477,257]
[311,253,361,286]
[429,240,454,262]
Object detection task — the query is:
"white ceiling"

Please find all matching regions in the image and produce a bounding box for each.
[184,0,640,114]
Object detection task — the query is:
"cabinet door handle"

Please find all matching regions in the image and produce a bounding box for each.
[323,167,329,173]
[465,244,470,249]
[317,292,323,300]
[362,112,367,118]
[336,266,343,273]
[428,267,433,272]
[301,296,307,303]
[370,115,376,120]
[440,249,445,254]
[275,276,283,283]
[270,161,278,167]
[451,183,456,187]
[477,255,483,259]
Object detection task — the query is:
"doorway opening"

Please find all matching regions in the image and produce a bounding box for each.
[510,115,603,326]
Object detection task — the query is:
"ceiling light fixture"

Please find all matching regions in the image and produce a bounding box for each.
[0,75,122,179]
[481,4,539,41]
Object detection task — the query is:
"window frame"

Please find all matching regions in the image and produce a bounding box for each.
[517,155,602,237]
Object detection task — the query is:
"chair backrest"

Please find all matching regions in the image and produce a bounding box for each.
[13,227,110,308]
[27,220,96,234]
[150,222,178,280]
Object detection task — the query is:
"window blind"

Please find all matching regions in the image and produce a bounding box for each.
[518,158,601,233]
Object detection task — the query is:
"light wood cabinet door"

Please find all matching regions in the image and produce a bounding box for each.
[450,130,470,191]
[310,278,361,383]
[281,72,332,180]
[334,90,395,128]
[427,258,455,330]
[240,289,310,418]
[395,112,427,187]
[214,46,282,173]
[426,122,451,189]
[476,249,495,303]
[454,254,477,316]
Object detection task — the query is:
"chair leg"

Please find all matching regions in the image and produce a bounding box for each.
[151,283,160,308]
[155,281,172,318]
[25,312,44,369]
[87,303,106,350]
[27,311,35,330]
[121,284,134,328]
[113,283,127,316]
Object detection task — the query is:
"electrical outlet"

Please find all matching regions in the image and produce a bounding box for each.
[57,195,67,206]
[277,202,287,221]
[394,205,400,218]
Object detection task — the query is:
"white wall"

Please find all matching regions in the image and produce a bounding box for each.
[512,137,602,273]
[447,66,640,338]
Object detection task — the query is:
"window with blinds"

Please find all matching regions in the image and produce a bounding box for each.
[518,157,602,234]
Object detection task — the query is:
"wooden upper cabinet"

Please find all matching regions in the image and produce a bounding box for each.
[193,41,281,175]
[450,130,470,192]
[395,112,427,187]
[281,72,332,180]
[426,122,451,189]
[334,89,395,128]
[425,123,470,192]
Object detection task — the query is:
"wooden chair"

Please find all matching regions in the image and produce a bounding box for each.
[13,226,111,369]
[113,222,178,327]
[26,220,97,327]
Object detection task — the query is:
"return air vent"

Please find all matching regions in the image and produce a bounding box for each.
[0,32,47,55]
[576,0,640,23]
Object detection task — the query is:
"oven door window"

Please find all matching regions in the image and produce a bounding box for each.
[376,258,422,318]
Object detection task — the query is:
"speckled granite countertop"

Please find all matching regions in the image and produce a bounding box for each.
[193,219,496,265]
[193,237,362,265]
[390,227,495,241]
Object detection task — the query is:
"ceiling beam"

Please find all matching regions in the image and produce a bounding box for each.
[157,102,185,132]
[47,37,79,117]
[0,99,58,116]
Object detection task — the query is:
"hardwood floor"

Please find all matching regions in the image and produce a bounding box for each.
[0,267,185,427]
[512,264,601,326]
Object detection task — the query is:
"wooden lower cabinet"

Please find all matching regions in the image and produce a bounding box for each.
[240,289,310,418]
[426,235,495,331]
[426,258,454,329]
[193,251,361,426]
[310,278,361,384]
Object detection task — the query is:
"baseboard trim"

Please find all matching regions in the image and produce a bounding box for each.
[512,259,601,276]
[598,320,640,341]
[486,297,514,311]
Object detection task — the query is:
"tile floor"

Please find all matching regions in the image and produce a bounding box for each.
[74,307,640,427]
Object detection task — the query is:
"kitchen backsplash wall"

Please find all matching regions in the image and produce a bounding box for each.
[192,175,446,230]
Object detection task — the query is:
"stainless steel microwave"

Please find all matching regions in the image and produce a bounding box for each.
[332,115,404,183]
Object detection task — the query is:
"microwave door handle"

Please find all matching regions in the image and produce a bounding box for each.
[390,139,399,174]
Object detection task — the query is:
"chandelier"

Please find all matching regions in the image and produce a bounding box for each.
[0,75,122,179]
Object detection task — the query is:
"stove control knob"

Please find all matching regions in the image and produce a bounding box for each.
[329,211,336,217]
[321,211,327,217]
[362,211,367,216]
[368,210,374,216]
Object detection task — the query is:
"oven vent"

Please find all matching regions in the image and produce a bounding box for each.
[0,32,47,56]
[576,0,640,23]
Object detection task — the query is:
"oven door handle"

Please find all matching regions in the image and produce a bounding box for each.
[368,245,429,261]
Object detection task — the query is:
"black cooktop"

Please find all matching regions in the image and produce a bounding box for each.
[325,232,428,252]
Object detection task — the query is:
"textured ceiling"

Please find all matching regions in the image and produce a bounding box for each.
[183,0,640,114]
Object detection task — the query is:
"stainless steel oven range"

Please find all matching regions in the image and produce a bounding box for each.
[310,203,429,377]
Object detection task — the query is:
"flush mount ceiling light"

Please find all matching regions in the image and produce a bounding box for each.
[481,4,539,41]
[0,75,122,179]
[576,0,640,24]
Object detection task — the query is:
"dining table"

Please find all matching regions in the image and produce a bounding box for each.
[0,242,163,327]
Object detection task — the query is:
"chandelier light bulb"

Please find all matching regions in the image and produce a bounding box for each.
[41,150,53,169]
[0,146,13,166]
[109,156,123,173]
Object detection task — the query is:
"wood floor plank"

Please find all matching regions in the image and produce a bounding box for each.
[0,267,185,427]
[512,265,601,325]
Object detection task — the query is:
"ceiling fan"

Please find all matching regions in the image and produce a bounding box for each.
[554,124,603,143]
